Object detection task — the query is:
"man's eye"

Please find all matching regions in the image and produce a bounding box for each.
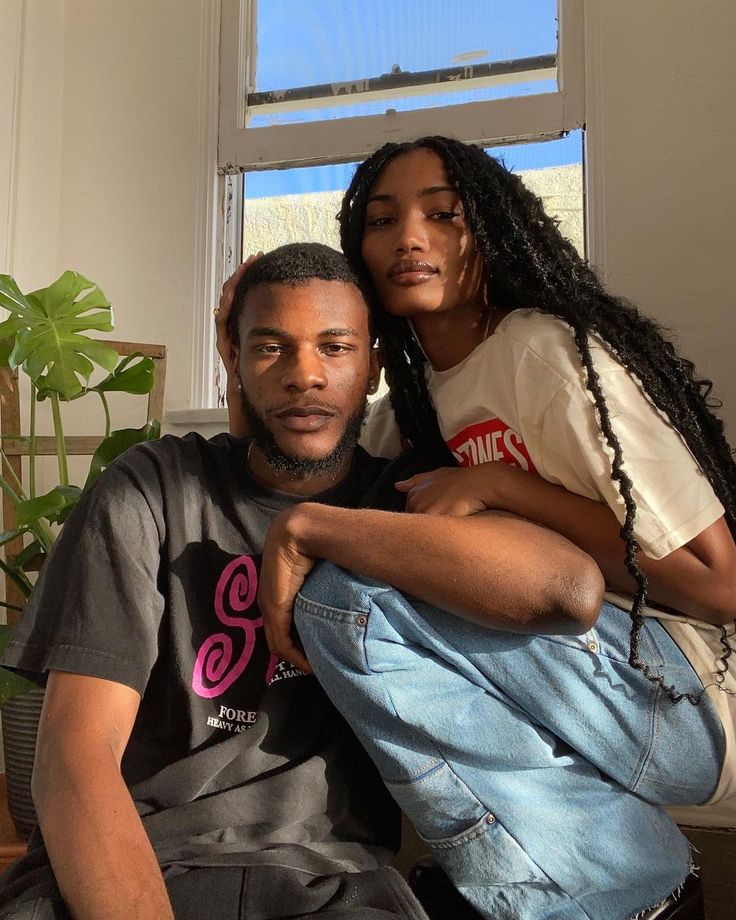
[366,216,393,228]
[256,344,285,354]
[322,343,351,355]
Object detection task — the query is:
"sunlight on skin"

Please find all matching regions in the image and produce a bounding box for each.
[360,147,496,372]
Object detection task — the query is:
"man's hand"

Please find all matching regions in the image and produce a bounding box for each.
[259,506,316,672]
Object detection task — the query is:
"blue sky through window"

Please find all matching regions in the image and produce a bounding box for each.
[250,0,559,127]
[254,0,557,91]
[245,130,583,199]
[244,2,581,198]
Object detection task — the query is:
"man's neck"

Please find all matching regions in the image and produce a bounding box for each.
[246,443,354,497]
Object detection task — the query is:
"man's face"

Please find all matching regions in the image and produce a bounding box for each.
[234,279,379,492]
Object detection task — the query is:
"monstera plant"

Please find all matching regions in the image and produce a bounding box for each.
[0,271,160,704]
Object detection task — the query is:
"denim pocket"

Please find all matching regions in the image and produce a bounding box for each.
[385,758,549,892]
[295,594,372,674]
[418,811,550,888]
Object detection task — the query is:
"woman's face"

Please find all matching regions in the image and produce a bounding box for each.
[360,147,485,319]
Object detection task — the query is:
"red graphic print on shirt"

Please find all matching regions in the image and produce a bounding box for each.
[191,555,278,699]
[447,418,536,471]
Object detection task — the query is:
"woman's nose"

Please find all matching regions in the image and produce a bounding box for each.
[394,214,428,253]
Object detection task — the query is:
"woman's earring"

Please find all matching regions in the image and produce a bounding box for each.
[236,381,243,392]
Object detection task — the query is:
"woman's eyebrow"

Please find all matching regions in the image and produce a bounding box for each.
[366,185,457,204]
[419,185,457,197]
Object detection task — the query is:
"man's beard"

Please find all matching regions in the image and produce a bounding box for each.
[240,391,368,478]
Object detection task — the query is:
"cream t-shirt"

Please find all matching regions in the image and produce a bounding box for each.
[361,309,733,823]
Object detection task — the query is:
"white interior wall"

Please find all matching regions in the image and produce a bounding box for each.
[586,1,736,432]
[4,0,211,425]
[2,0,734,436]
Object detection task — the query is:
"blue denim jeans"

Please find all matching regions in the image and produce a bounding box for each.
[294,562,725,920]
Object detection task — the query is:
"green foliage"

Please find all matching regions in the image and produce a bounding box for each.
[0,272,118,399]
[85,420,161,490]
[0,625,36,705]
[0,272,161,698]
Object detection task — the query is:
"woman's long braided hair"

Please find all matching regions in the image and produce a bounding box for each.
[339,135,736,703]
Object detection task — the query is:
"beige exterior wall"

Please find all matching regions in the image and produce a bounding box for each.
[243,165,585,260]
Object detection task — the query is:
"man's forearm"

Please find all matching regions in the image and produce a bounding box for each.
[34,743,173,920]
[283,503,604,634]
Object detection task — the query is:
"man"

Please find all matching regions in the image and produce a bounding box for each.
[0,244,603,920]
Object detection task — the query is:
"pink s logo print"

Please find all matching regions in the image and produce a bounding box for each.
[191,555,278,698]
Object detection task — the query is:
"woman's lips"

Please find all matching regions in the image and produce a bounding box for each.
[389,270,436,285]
[387,260,438,286]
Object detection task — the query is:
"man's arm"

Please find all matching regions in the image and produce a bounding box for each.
[259,504,605,671]
[33,671,174,920]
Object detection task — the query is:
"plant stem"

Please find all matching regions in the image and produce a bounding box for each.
[0,456,23,505]
[0,557,32,598]
[0,601,24,613]
[0,448,25,502]
[32,521,54,555]
[0,456,53,554]
[50,393,69,487]
[99,392,111,438]
[29,382,36,499]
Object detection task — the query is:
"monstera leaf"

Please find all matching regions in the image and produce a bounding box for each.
[0,272,118,399]
[35,352,155,403]
[84,421,161,490]
[91,353,155,396]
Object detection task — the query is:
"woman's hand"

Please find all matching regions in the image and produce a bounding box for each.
[395,464,504,516]
[258,507,315,673]
[214,253,263,437]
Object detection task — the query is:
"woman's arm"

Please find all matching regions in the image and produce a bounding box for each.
[214,255,263,438]
[397,464,736,625]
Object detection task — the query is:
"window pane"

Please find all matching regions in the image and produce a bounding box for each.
[242,131,584,259]
[249,0,558,127]
[243,162,356,254]
[486,131,584,257]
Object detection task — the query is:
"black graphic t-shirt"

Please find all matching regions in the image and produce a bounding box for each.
[0,433,406,906]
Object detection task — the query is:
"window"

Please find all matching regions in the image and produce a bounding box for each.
[241,131,585,261]
[247,0,558,129]
[219,0,584,170]
[209,0,586,406]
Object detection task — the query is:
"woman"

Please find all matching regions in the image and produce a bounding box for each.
[216,137,736,920]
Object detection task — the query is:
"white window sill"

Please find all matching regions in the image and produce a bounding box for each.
[163,408,229,439]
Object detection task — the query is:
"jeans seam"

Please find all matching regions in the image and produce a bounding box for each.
[297,586,396,618]
[296,594,371,619]
[374,665,446,783]
[626,683,659,792]
[425,812,495,850]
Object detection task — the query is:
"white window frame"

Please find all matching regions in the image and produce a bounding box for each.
[194,0,586,409]
[0,0,26,277]
[219,0,585,169]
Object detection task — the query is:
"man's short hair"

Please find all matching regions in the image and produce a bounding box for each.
[228,242,375,345]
